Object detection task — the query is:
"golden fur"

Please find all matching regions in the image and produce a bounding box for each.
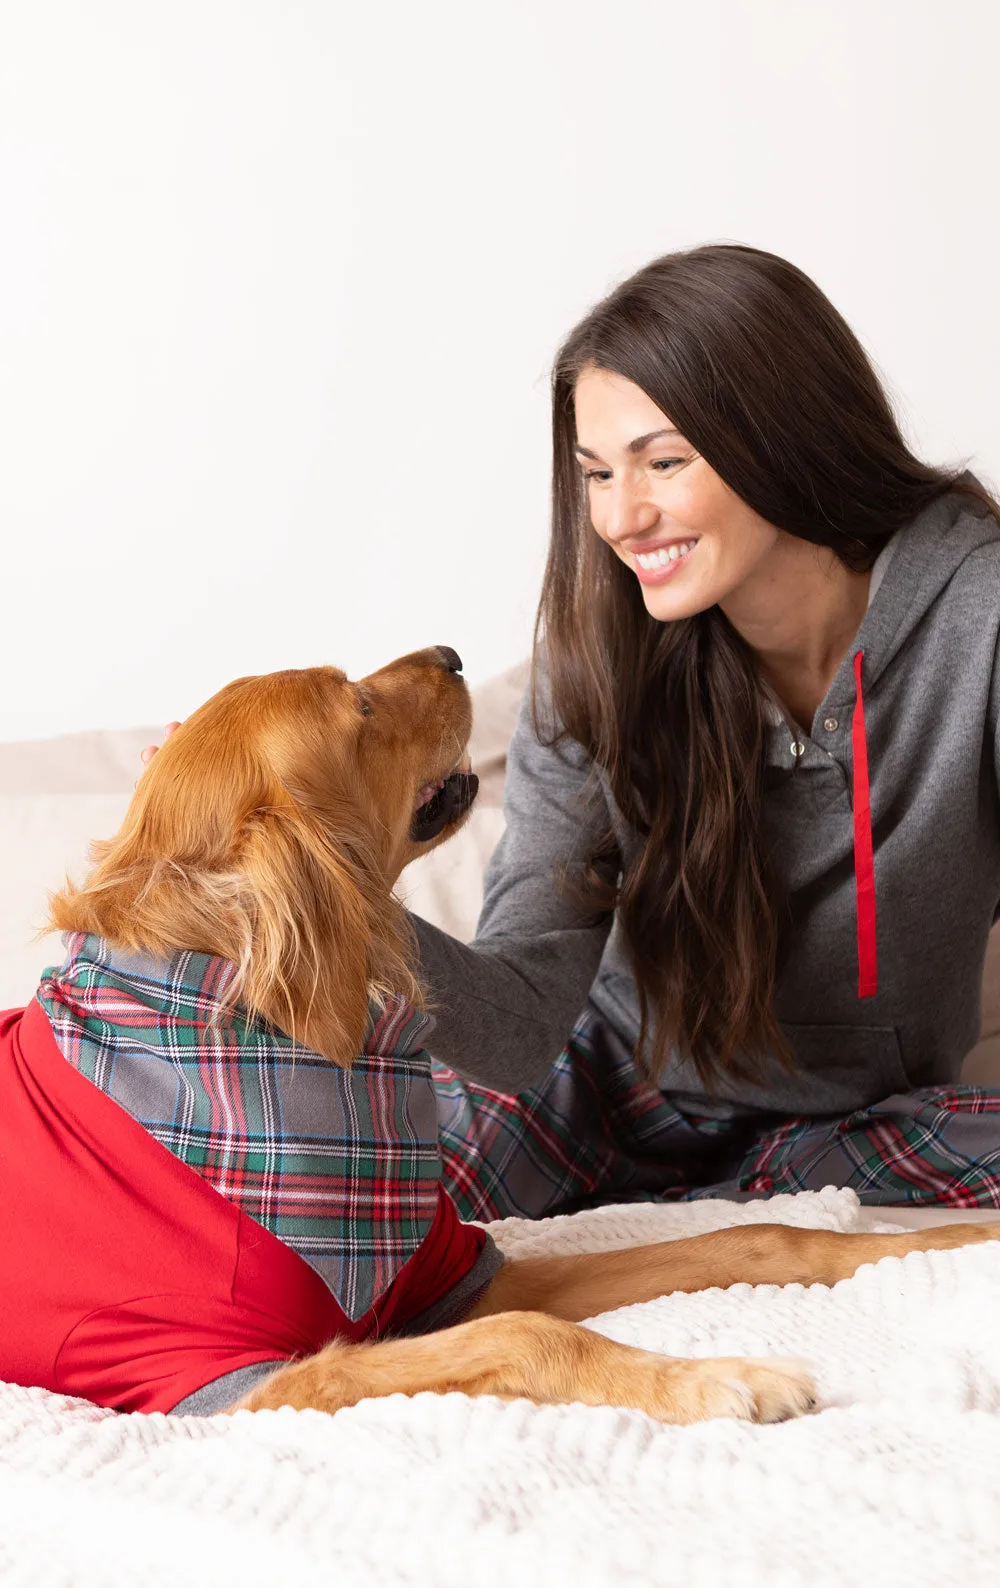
[49,648,1000,1426]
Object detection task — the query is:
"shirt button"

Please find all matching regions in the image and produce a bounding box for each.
[823,717,839,732]
[790,740,805,757]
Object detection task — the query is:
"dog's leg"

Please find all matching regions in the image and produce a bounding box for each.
[466,1221,1000,1322]
[234,1310,815,1426]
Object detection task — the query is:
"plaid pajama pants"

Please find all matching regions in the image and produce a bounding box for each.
[432,1014,1000,1221]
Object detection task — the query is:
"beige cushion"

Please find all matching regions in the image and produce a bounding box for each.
[0,728,170,1005]
[0,793,133,1008]
[2,657,999,1092]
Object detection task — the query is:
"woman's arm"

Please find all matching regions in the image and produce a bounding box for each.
[412,671,618,1092]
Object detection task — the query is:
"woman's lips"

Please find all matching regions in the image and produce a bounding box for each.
[632,541,698,586]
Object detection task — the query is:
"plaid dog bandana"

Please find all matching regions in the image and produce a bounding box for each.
[39,933,445,1322]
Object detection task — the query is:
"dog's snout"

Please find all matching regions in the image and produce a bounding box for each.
[435,647,463,675]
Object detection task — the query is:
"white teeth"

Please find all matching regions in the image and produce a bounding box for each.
[635,541,697,570]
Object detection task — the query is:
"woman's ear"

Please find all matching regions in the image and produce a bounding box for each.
[236,800,421,1065]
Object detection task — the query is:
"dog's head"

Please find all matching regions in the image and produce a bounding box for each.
[49,646,478,1064]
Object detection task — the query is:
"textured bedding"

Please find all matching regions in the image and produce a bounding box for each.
[2,1188,1000,1587]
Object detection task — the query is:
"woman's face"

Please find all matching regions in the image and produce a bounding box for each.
[573,365,782,624]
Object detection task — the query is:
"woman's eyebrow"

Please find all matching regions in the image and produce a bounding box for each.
[575,428,684,460]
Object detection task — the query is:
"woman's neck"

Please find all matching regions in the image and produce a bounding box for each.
[721,540,873,734]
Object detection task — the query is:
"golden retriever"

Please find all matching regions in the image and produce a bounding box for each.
[47,646,999,1424]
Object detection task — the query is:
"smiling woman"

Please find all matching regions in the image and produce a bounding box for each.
[407,242,1000,1219]
[571,369,871,673]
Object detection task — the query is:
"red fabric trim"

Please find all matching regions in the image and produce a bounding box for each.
[0,1001,486,1413]
[852,649,878,998]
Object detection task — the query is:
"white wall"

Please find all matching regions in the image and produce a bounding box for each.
[1,0,997,742]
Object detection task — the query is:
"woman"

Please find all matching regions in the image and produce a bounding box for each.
[147,243,1000,1219]
[411,243,1000,1218]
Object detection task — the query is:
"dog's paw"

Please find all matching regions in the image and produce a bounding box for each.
[650,1355,817,1425]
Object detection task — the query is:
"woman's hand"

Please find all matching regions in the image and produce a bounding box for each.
[134,721,181,789]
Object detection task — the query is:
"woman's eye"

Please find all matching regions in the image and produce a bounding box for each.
[582,458,683,482]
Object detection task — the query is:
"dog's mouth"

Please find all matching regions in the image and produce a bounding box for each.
[410,760,479,843]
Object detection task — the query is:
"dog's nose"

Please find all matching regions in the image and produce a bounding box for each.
[435,646,463,674]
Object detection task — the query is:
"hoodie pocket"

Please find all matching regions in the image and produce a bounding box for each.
[778,1021,909,1112]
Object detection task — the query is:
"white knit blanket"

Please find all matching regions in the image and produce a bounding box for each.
[3,1189,1000,1588]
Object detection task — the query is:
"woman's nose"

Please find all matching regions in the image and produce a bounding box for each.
[601,482,659,545]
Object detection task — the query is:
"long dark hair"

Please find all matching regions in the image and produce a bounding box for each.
[539,242,999,1089]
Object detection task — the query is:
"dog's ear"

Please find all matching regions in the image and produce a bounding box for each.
[49,793,421,1067]
[235,798,421,1065]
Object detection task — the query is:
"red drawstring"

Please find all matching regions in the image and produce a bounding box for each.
[852,649,877,997]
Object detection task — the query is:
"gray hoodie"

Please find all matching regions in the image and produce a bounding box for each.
[414,476,1000,1117]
